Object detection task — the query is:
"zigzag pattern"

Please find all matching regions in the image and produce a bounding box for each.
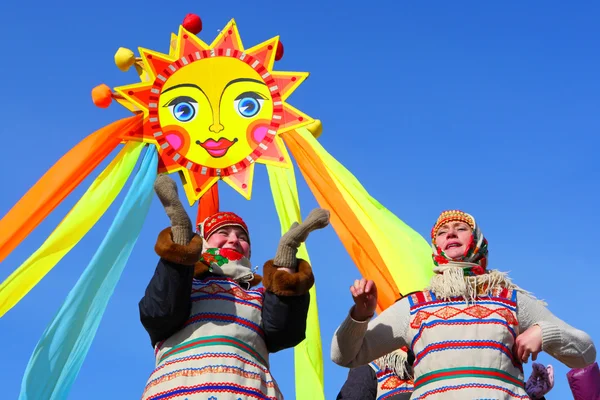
[411,304,518,329]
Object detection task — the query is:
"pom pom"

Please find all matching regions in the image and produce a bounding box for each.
[275,41,284,61]
[182,13,202,34]
[91,84,113,108]
[114,47,136,72]
[306,119,322,138]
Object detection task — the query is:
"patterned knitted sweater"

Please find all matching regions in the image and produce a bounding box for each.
[139,228,315,399]
[331,288,596,399]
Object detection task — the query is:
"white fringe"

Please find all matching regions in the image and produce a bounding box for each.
[376,349,412,379]
[427,266,544,305]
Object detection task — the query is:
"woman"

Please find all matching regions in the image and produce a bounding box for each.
[331,210,596,399]
[139,175,330,400]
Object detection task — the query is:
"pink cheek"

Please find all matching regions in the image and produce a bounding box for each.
[251,125,268,144]
[206,237,224,249]
[166,133,183,150]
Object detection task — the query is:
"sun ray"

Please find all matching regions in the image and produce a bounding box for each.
[139,48,174,80]
[271,72,309,101]
[222,164,255,199]
[181,169,220,206]
[255,136,292,168]
[278,103,314,133]
[246,37,278,71]
[176,26,210,56]
[114,83,154,114]
[210,19,244,51]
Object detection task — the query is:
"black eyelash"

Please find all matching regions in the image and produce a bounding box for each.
[164,96,198,107]
[235,91,267,101]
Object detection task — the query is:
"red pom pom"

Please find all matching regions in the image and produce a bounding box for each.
[182,13,202,34]
[275,41,284,61]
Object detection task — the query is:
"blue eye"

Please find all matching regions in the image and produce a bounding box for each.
[164,96,198,122]
[238,98,260,117]
[234,92,266,118]
[173,102,196,122]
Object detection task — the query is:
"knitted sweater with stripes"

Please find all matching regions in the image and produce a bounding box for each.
[331,289,596,399]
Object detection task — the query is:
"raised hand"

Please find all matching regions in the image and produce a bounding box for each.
[154,174,193,245]
[350,278,377,321]
[273,208,330,269]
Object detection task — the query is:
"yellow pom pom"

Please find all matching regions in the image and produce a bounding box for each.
[114,47,136,72]
[306,119,323,138]
[91,84,113,108]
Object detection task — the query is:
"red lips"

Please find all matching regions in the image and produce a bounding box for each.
[197,138,237,158]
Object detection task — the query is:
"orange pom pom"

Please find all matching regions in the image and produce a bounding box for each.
[91,84,113,108]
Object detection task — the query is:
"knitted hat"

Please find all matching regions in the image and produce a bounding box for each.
[198,211,250,243]
[431,210,475,244]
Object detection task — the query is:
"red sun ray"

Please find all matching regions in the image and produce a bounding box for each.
[139,49,174,79]
[211,20,244,52]
[270,72,308,101]
[246,37,278,71]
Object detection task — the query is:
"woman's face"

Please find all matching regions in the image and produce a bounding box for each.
[206,226,250,258]
[435,221,473,259]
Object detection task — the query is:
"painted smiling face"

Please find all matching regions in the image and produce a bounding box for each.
[158,57,273,169]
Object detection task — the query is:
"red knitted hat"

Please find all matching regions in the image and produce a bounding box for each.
[199,211,250,242]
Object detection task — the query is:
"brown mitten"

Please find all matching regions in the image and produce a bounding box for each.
[154,174,193,245]
[273,208,330,269]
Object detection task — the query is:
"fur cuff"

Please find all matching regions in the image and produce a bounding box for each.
[262,259,314,296]
[155,227,203,265]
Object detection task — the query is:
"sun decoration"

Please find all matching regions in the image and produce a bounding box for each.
[113,19,313,204]
[1,12,434,400]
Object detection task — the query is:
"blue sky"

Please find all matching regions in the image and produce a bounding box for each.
[0,1,598,398]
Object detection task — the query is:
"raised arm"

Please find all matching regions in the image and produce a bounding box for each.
[139,175,202,346]
[517,292,596,368]
[261,209,330,352]
[331,279,411,368]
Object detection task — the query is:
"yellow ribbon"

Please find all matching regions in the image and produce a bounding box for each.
[266,164,325,400]
[0,142,145,317]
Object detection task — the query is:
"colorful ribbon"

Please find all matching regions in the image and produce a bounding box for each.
[19,146,158,400]
[0,141,145,317]
[282,128,433,311]
[0,115,142,264]
[267,164,325,400]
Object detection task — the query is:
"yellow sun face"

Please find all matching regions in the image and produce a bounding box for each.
[114,20,312,204]
[157,57,274,169]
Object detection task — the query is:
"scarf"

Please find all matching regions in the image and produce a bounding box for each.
[199,246,256,286]
[427,210,530,302]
